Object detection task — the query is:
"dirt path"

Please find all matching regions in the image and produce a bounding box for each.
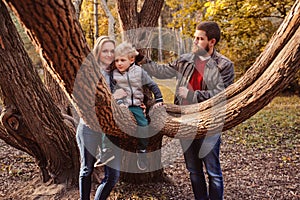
[1,130,299,199]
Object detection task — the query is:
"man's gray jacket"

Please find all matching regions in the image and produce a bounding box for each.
[142,49,234,105]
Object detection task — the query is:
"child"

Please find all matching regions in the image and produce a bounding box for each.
[110,41,163,171]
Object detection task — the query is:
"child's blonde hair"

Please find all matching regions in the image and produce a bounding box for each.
[115,41,139,58]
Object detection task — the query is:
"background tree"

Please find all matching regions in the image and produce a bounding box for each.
[100,0,116,39]
[204,0,296,78]
[72,0,83,19]
[165,0,205,36]
[79,0,118,46]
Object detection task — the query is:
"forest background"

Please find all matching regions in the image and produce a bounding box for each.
[15,0,299,93]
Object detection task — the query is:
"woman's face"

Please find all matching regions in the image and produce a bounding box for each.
[99,41,115,67]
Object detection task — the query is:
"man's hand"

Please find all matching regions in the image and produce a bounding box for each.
[177,87,189,99]
[135,50,148,65]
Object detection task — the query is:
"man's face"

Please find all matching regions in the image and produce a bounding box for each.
[192,30,210,56]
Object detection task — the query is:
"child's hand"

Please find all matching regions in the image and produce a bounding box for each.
[140,103,146,109]
[152,102,164,109]
[139,103,147,116]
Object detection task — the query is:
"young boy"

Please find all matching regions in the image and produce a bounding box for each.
[110,41,163,171]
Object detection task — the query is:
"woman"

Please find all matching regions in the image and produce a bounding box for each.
[76,36,122,200]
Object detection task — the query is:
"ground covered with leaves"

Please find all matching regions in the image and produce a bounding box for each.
[0,96,299,199]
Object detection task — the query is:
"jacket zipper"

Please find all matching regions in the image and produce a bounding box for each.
[126,72,134,106]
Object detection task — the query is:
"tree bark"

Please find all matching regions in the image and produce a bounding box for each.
[117,0,164,43]
[116,0,166,182]
[44,69,79,128]
[0,1,79,185]
[4,0,136,137]
[117,0,164,29]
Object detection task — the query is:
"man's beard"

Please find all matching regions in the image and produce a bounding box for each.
[192,44,209,56]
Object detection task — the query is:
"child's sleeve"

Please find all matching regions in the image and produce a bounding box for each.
[141,69,163,103]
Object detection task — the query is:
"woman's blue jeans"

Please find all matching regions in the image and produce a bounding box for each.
[180,134,223,200]
[76,121,121,200]
[128,106,149,150]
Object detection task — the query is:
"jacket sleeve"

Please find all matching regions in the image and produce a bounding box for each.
[141,59,179,79]
[186,61,234,103]
[141,69,163,102]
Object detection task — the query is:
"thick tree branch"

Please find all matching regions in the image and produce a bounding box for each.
[0,1,80,184]
[4,0,300,140]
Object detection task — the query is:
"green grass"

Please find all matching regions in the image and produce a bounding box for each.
[226,95,300,153]
[156,78,299,153]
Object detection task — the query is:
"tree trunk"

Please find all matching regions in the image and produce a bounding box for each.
[158,16,163,62]
[94,0,99,42]
[2,0,300,186]
[0,1,79,185]
[117,0,164,43]
[100,0,115,39]
[116,0,166,183]
[119,132,166,183]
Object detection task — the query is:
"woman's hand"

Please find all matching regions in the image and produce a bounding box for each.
[152,102,164,109]
[113,89,127,99]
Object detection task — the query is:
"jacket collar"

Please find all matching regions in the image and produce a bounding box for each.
[179,49,218,69]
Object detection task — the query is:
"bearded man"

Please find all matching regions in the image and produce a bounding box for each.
[142,21,234,200]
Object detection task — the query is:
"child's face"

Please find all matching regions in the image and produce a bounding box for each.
[115,55,135,73]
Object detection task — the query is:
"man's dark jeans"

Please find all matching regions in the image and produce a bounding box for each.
[180,134,223,200]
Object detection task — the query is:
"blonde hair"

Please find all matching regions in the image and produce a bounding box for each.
[92,36,115,64]
[114,41,138,59]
